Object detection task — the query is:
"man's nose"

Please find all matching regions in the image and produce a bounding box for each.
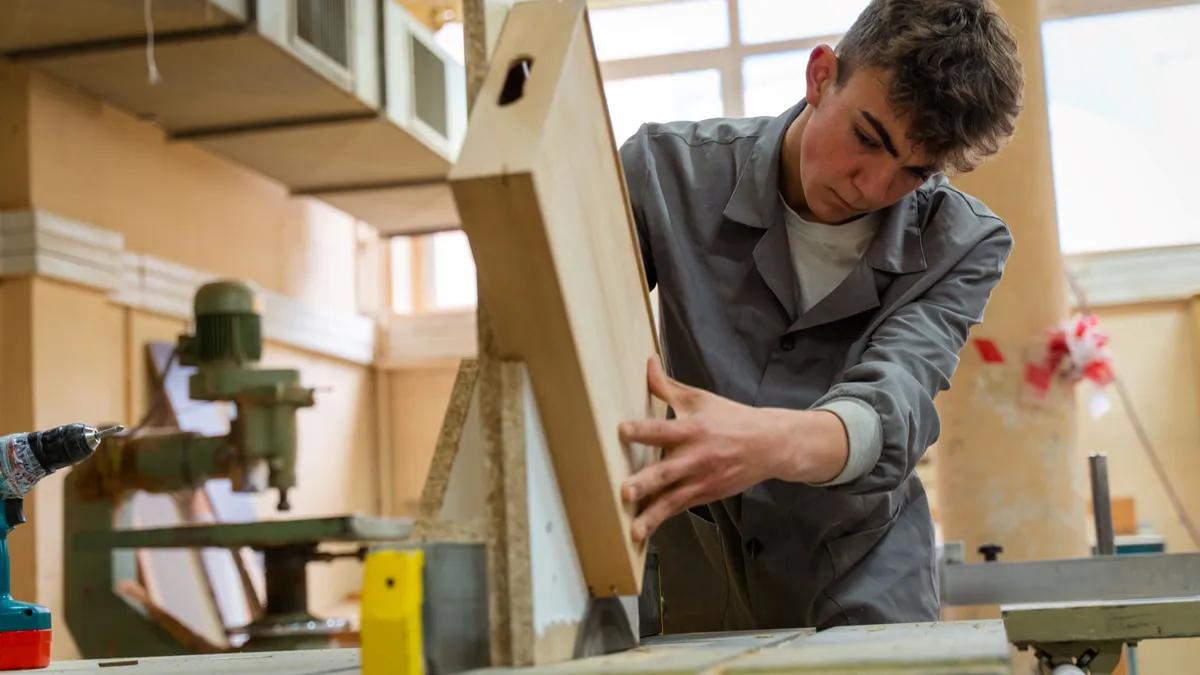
[854,163,893,206]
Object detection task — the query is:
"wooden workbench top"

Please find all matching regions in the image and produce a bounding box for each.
[42,620,1011,675]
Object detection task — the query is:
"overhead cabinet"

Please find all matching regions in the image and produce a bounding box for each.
[1,0,466,236]
[0,0,249,56]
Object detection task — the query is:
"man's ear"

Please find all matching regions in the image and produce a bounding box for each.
[805,45,839,107]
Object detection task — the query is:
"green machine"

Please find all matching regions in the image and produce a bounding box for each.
[63,280,413,659]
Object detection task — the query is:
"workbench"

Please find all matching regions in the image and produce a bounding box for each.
[41,622,1011,675]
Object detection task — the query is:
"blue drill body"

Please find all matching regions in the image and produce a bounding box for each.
[0,498,50,632]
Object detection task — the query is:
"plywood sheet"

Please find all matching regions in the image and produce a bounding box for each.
[447,0,658,597]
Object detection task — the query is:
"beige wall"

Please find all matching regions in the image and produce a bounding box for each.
[6,67,361,312]
[386,366,462,516]
[1,65,384,660]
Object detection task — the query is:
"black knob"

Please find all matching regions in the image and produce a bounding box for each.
[979,544,1003,562]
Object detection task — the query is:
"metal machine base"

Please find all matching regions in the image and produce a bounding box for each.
[65,511,415,659]
[573,597,637,659]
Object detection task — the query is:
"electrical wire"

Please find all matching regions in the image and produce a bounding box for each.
[1064,269,1200,550]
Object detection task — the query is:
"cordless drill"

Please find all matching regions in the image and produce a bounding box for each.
[0,423,122,670]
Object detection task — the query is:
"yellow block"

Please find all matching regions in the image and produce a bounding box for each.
[361,548,425,675]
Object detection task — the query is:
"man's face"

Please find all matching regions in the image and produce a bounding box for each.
[796,46,937,224]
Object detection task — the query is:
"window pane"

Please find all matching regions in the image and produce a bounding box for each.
[742,50,811,118]
[429,230,477,310]
[738,0,868,45]
[604,70,724,147]
[590,0,729,61]
[390,236,415,315]
[1043,6,1200,253]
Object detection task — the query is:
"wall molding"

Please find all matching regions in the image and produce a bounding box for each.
[0,209,376,366]
[0,209,125,293]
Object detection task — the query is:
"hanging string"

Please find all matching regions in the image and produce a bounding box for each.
[145,0,161,84]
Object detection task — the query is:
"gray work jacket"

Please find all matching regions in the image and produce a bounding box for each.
[618,100,1013,632]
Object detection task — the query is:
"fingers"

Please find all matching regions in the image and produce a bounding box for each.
[631,482,704,543]
[621,453,694,504]
[618,416,692,448]
[646,355,697,410]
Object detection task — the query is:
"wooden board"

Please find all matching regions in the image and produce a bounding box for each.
[407,2,599,668]
[447,0,660,597]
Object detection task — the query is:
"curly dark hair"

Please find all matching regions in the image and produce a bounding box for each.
[835,0,1025,175]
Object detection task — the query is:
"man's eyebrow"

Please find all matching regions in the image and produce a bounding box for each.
[860,110,898,157]
[861,108,936,175]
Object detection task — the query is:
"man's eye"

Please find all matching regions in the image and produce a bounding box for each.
[854,128,877,148]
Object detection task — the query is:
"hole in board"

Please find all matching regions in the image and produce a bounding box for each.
[386,577,395,588]
[499,57,534,106]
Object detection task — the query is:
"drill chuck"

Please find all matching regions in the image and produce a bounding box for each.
[0,424,123,500]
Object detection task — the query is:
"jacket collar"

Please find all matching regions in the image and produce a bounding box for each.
[722,99,928,277]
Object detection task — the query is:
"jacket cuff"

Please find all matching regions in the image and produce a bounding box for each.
[811,397,883,487]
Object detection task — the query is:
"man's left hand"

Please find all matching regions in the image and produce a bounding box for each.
[618,355,847,543]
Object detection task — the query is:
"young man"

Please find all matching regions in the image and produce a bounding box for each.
[616,0,1024,632]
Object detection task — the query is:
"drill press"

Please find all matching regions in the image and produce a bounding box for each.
[62,279,412,659]
[0,423,122,670]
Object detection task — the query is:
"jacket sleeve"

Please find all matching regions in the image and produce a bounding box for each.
[617,123,657,292]
[811,219,1014,495]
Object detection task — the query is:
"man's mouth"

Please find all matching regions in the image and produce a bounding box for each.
[831,189,858,212]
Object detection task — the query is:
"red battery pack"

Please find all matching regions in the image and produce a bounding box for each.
[0,629,51,670]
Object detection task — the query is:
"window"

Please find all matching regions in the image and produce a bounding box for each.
[427,230,477,310]
[589,0,730,61]
[737,0,868,45]
[390,237,415,315]
[1043,4,1200,253]
[604,69,725,145]
[388,231,476,314]
[742,49,811,118]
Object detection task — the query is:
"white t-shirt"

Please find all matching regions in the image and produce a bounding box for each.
[779,194,884,487]
[781,197,879,314]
